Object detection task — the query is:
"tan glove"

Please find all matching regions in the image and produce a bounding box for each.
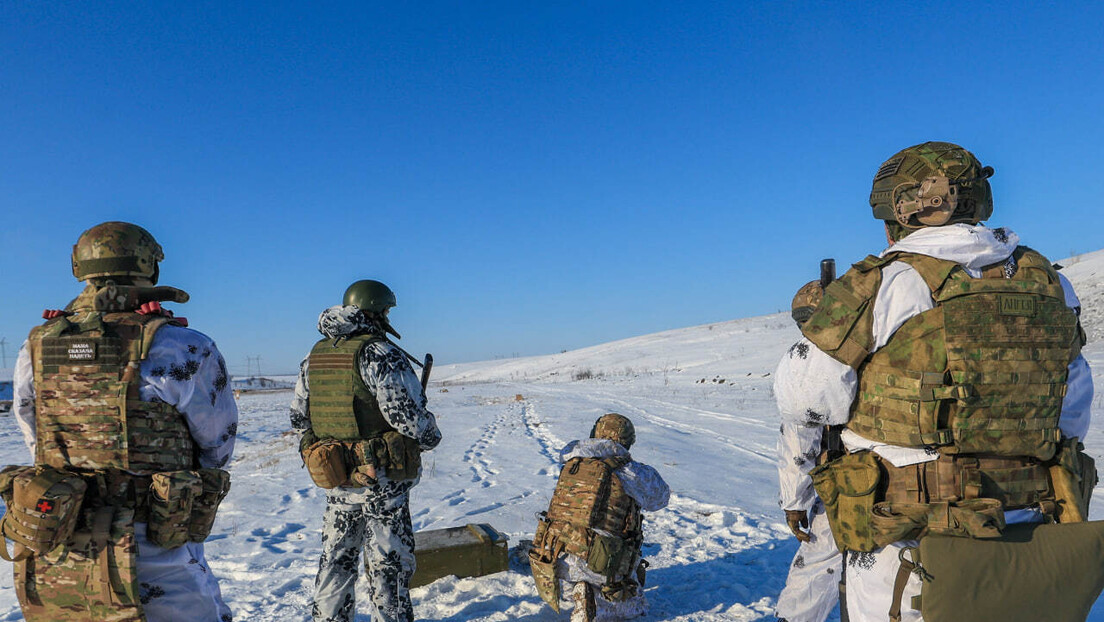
[785,509,811,543]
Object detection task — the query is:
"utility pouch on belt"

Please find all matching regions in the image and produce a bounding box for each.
[147,470,202,549]
[381,431,421,482]
[188,468,231,543]
[529,513,562,611]
[908,521,1104,622]
[587,532,632,580]
[304,439,350,489]
[0,465,86,561]
[811,451,881,552]
[1050,437,1098,523]
[871,498,1004,544]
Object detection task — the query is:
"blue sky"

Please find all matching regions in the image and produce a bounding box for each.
[2,1,1103,374]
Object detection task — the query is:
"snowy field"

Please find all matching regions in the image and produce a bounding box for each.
[0,250,1103,621]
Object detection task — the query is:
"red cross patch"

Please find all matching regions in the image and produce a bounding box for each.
[36,500,54,513]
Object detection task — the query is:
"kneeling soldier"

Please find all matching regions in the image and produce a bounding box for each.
[529,414,670,622]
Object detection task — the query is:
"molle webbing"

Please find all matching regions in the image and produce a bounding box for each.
[307,335,390,441]
[30,312,194,473]
[880,453,1053,510]
[847,250,1077,461]
[545,457,641,561]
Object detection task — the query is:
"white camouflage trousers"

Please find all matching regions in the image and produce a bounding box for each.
[134,523,233,622]
[775,502,843,622]
[312,492,416,622]
[557,556,648,621]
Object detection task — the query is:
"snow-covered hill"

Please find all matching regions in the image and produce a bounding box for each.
[0,248,1102,621]
[1060,248,1104,342]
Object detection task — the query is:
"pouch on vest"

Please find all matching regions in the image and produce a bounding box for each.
[15,504,143,621]
[1050,437,1098,523]
[381,431,421,482]
[587,531,633,581]
[188,468,231,543]
[911,521,1104,622]
[529,513,562,611]
[811,451,881,552]
[871,498,1005,545]
[147,470,202,549]
[0,465,87,561]
[304,439,350,489]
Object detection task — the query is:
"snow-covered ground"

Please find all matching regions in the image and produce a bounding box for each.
[0,251,1102,621]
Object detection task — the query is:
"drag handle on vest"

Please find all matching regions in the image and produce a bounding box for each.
[421,354,433,391]
[820,258,836,288]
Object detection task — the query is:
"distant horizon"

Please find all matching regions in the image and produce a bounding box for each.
[4,2,1104,373]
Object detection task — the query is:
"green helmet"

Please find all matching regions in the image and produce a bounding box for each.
[72,221,164,283]
[343,280,397,314]
[869,142,994,230]
[591,413,636,450]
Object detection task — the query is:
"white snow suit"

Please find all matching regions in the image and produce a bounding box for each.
[773,224,1094,622]
[290,305,441,622]
[553,438,670,621]
[13,325,238,622]
[775,422,843,622]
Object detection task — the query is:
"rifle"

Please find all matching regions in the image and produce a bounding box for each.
[820,258,836,289]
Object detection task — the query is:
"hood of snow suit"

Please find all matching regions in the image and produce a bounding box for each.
[317,305,381,340]
[559,438,631,464]
[882,223,1019,272]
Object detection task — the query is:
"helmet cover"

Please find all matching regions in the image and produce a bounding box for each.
[591,413,636,450]
[791,280,824,327]
[869,142,994,229]
[72,221,164,283]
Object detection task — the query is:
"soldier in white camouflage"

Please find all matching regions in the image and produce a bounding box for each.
[774,143,1094,621]
[289,280,441,622]
[529,414,669,622]
[7,221,237,622]
[774,280,845,622]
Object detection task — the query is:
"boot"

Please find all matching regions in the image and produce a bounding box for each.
[570,582,596,622]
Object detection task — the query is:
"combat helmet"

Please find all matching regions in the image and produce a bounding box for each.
[344,279,400,338]
[869,142,994,230]
[72,221,164,284]
[791,281,823,327]
[591,413,635,450]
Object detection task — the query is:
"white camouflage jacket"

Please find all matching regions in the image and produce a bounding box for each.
[774,224,1094,515]
[289,305,442,499]
[14,324,239,470]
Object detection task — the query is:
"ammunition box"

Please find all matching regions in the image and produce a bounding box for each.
[411,523,509,588]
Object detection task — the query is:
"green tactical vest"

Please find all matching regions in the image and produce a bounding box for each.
[803,247,1082,462]
[28,311,196,474]
[307,334,394,441]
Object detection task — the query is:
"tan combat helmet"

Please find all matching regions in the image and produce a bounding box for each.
[791,280,823,327]
[72,221,164,284]
[591,413,635,450]
[870,142,995,231]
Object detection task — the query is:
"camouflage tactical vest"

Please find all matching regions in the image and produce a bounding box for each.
[28,312,196,474]
[307,335,394,440]
[542,456,642,568]
[803,247,1081,462]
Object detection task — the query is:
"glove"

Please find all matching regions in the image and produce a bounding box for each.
[785,509,811,543]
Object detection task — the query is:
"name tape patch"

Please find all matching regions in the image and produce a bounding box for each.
[998,294,1036,317]
[67,342,97,361]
